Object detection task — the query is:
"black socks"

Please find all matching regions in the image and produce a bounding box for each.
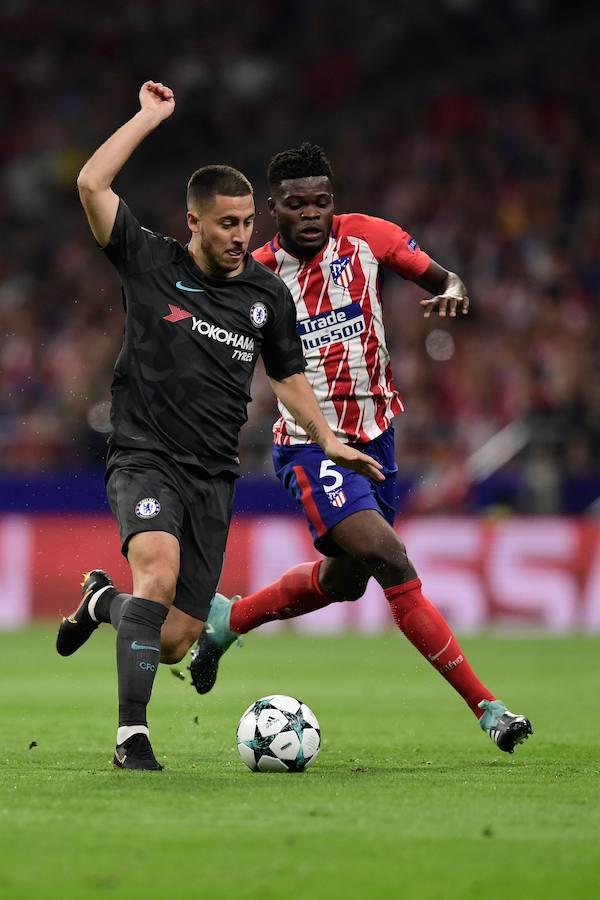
[90,586,126,627]
[91,587,169,732]
[115,597,168,727]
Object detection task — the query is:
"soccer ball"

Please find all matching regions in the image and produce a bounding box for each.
[236,694,321,772]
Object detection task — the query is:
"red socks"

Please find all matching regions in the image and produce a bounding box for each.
[229,565,495,719]
[229,562,331,634]
[384,579,495,717]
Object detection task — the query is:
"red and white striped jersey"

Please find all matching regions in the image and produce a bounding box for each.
[253,213,430,445]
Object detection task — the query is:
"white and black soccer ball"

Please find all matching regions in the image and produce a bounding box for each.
[236,695,321,772]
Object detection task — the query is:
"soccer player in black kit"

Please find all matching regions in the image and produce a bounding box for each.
[56,81,382,771]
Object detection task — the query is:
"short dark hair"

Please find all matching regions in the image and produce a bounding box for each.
[267,142,333,189]
[187,165,253,210]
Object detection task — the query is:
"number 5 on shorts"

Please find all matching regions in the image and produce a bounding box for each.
[319,459,344,493]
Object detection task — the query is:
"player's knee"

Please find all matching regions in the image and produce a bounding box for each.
[318,558,369,602]
[324,581,366,603]
[134,567,178,605]
[358,539,413,579]
[344,586,366,602]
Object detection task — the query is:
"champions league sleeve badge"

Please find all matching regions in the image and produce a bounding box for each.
[330,256,354,287]
[250,302,268,328]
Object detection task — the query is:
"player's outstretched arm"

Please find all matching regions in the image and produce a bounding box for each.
[269,373,384,482]
[77,81,175,247]
[414,260,470,319]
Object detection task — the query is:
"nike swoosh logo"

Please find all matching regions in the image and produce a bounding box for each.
[131,641,160,652]
[176,281,204,292]
[66,587,94,623]
[205,624,215,635]
[428,635,452,662]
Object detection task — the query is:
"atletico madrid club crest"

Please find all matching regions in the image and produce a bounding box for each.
[328,488,347,508]
[330,256,354,287]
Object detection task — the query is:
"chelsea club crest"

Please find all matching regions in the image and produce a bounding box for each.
[135,497,161,519]
[250,302,268,328]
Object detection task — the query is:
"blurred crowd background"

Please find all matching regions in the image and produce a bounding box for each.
[1,0,599,513]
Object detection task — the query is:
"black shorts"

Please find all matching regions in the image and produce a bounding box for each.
[105,446,235,621]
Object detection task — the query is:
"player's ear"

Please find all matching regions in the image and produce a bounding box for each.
[187,209,200,232]
[267,197,276,218]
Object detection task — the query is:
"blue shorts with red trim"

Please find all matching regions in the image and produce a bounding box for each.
[272,426,398,557]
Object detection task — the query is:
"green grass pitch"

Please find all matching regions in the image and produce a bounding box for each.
[1,626,599,900]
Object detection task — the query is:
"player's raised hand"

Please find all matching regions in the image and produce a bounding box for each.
[324,439,385,482]
[139,81,175,121]
[420,271,469,319]
[420,289,469,318]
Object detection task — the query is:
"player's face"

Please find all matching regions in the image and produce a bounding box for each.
[188,193,255,277]
[269,177,334,258]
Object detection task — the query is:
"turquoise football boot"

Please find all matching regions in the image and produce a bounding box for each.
[478,699,533,753]
[189,593,241,694]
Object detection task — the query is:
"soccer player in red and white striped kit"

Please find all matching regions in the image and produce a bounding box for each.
[191,143,532,753]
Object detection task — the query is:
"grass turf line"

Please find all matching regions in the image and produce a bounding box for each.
[0,626,599,900]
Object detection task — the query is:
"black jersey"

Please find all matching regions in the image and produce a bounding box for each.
[102,199,306,476]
